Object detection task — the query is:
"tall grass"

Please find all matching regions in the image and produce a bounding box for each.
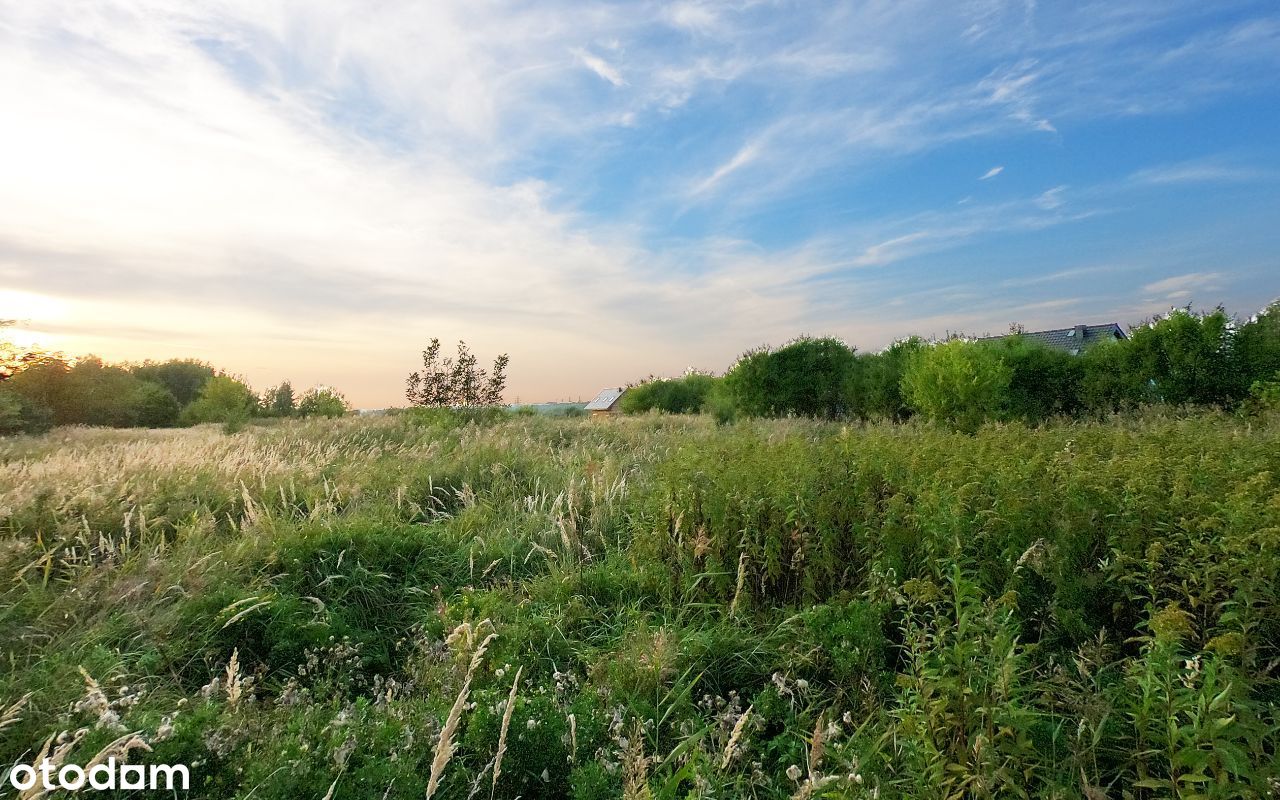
[0,409,1276,798]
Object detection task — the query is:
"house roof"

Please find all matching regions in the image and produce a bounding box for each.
[584,387,624,410]
[984,323,1126,354]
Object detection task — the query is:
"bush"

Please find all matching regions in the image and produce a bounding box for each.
[297,386,350,418]
[181,375,259,425]
[1126,306,1235,406]
[0,387,52,435]
[131,359,216,406]
[852,337,924,421]
[1231,301,1280,395]
[722,336,856,419]
[133,381,182,427]
[6,356,180,428]
[901,339,1010,431]
[620,373,716,415]
[995,336,1083,422]
[1078,338,1150,413]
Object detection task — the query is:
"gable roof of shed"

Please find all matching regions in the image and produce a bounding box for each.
[585,387,624,410]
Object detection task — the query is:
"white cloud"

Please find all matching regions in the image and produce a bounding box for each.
[1128,160,1261,185]
[689,140,763,195]
[1142,271,1224,296]
[664,2,720,33]
[1035,186,1066,210]
[2,0,1277,403]
[573,48,626,87]
[979,165,1004,180]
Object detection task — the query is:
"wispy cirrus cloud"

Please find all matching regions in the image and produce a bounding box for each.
[1143,271,1225,298]
[1128,159,1264,185]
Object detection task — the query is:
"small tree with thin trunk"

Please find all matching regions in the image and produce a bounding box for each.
[406,339,508,407]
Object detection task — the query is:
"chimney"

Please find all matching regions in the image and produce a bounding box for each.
[1074,324,1087,339]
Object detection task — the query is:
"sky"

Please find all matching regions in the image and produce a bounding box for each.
[2,1,1279,407]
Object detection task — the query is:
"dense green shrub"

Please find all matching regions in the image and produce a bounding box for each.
[0,387,52,435]
[901,338,1011,431]
[1078,337,1152,412]
[620,373,716,414]
[850,336,924,421]
[132,358,217,405]
[994,335,1083,421]
[722,336,856,418]
[180,375,259,425]
[1233,301,1280,393]
[298,386,351,418]
[5,356,181,427]
[1126,306,1237,405]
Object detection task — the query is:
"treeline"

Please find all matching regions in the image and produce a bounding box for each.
[623,303,1280,429]
[0,353,350,435]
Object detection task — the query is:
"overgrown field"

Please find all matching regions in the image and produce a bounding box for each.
[1,410,1277,798]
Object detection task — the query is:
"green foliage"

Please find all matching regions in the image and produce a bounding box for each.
[704,378,738,425]
[132,359,217,406]
[722,336,856,419]
[0,387,52,435]
[5,355,181,427]
[1126,306,1236,405]
[406,338,508,407]
[1077,338,1151,413]
[620,373,717,415]
[901,339,1011,431]
[180,375,259,425]
[297,386,350,418]
[1241,372,1280,415]
[1232,301,1280,393]
[1,407,1277,799]
[995,335,1083,421]
[134,380,182,427]
[261,380,296,417]
[851,336,924,421]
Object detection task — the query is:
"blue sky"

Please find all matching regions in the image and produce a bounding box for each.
[1,1,1278,404]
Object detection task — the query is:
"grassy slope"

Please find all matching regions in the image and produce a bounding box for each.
[0,409,1277,799]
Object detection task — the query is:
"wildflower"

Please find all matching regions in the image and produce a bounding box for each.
[1149,603,1194,643]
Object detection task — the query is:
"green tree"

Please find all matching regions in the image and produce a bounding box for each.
[131,359,216,406]
[901,339,1011,432]
[407,339,508,407]
[262,381,297,417]
[1231,301,1280,396]
[1126,307,1235,405]
[3,356,71,415]
[297,386,350,418]
[0,387,53,435]
[181,375,259,425]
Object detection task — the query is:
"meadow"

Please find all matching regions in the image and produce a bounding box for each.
[0,409,1277,798]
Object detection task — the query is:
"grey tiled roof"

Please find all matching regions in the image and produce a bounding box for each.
[984,323,1126,354]
[585,387,624,410]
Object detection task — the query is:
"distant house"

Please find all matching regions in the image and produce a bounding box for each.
[985,323,1126,356]
[585,387,625,417]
